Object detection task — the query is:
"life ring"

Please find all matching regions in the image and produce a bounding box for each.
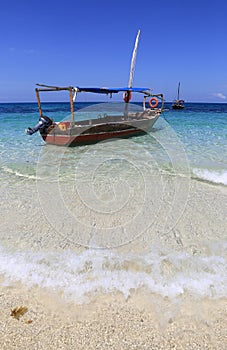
[149,97,159,108]
[123,91,132,103]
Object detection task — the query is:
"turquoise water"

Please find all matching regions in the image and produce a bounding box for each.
[163,103,227,183]
[0,102,226,305]
[0,102,226,185]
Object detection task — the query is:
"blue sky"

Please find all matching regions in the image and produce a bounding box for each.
[0,0,227,102]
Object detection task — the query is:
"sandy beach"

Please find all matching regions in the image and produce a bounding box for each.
[0,176,226,349]
[1,0,227,348]
[0,283,226,349]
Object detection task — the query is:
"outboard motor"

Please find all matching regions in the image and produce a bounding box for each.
[26,115,53,135]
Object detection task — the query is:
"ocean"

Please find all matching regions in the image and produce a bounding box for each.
[0,101,226,309]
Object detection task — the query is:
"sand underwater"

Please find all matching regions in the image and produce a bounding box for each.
[0,102,226,349]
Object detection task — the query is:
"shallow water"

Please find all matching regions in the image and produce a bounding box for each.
[0,101,226,304]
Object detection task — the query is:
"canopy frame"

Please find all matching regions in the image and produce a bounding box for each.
[35,83,164,125]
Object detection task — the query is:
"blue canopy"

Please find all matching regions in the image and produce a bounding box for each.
[35,84,153,96]
[76,87,151,94]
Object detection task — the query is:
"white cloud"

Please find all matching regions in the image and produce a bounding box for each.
[8,48,35,55]
[213,92,226,100]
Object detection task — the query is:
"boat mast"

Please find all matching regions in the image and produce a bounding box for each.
[177,82,180,100]
[128,29,140,89]
[124,30,140,116]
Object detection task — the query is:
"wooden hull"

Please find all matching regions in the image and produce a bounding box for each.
[40,113,160,146]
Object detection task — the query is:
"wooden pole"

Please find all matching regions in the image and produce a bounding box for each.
[124,30,141,116]
[128,29,140,88]
[35,88,43,117]
[69,87,75,125]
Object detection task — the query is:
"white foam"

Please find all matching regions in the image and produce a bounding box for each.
[0,246,226,303]
[2,165,38,180]
[193,168,227,185]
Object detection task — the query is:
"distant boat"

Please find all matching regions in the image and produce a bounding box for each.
[172,82,184,109]
[26,30,165,147]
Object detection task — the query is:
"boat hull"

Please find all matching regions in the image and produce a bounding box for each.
[40,113,160,146]
[172,98,184,110]
[172,104,184,110]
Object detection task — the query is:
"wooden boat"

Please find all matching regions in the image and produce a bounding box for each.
[172,82,184,109]
[26,31,164,146]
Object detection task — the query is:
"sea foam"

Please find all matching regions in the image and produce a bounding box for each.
[0,246,226,303]
[193,168,227,186]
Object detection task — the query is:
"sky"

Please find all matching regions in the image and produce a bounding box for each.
[0,0,227,103]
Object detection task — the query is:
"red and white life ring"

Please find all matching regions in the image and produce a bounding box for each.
[149,97,159,108]
[123,91,132,103]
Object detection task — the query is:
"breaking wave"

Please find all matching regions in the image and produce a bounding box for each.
[192,168,227,186]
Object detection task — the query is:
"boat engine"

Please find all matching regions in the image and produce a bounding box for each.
[26,115,53,135]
